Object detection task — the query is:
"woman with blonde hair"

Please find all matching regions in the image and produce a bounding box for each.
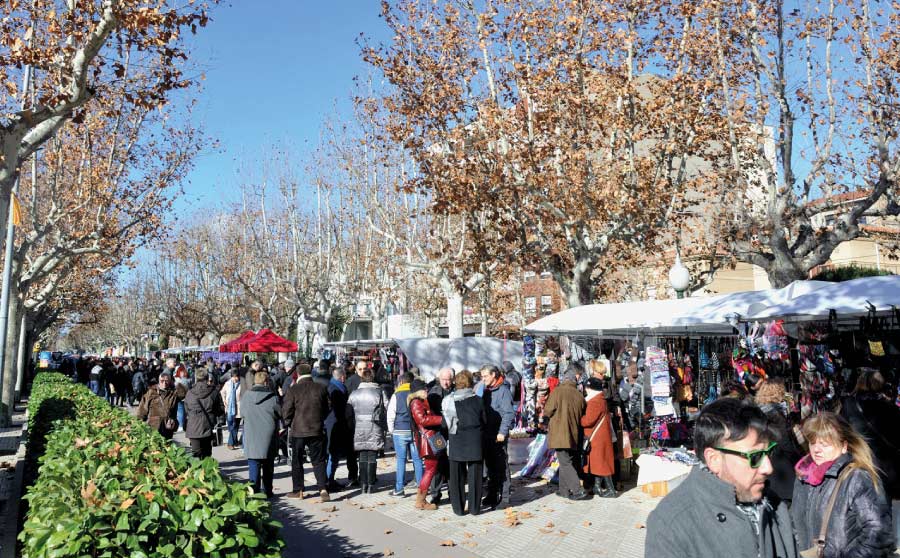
[792,412,895,557]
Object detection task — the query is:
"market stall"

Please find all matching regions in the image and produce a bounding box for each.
[521,276,900,492]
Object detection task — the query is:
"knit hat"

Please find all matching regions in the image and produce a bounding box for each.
[410,379,428,392]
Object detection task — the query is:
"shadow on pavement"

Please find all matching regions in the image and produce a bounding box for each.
[270,500,382,558]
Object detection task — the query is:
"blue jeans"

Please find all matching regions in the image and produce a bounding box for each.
[226,415,241,447]
[393,432,423,492]
[248,458,274,497]
[177,401,185,430]
[89,380,100,395]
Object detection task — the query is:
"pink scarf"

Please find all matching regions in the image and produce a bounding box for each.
[795,454,836,486]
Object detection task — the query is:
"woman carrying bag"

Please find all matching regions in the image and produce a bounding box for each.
[581,377,616,498]
[409,379,446,510]
[792,412,895,558]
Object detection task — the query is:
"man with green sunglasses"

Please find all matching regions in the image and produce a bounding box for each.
[645,398,798,558]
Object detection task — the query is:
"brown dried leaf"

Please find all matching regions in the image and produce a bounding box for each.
[383,549,394,557]
[384,529,393,535]
[439,539,456,547]
[119,497,135,510]
[635,523,646,529]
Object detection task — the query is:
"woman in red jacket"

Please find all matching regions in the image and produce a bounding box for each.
[581,377,616,497]
[409,379,445,510]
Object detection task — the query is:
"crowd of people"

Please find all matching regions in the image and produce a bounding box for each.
[65,354,621,515]
[65,352,900,557]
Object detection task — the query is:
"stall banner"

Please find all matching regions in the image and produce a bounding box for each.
[646,346,675,416]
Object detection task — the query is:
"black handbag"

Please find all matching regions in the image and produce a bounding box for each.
[582,415,607,454]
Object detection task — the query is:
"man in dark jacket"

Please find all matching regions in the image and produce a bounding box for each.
[427,367,455,503]
[645,398,797,558]
[184,369,225,458]
[479,364,515,510]
[282,363,332,502]
[325,367,357,490]
[544,367,590,500]
[345,360,364,394]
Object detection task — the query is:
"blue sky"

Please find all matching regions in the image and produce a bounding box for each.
[176,1,388,215]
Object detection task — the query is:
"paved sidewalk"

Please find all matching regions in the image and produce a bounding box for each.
[0,403,27,558]
[174,429,657,558]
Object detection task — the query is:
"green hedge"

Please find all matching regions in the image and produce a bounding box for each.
[20,373,284,558]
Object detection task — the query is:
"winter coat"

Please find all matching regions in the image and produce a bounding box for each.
[326,379,352,455]
[544,381,586,450]
[240,385,281,460]
[184,381,225,440]
[282,376,330,438]
[759,402,803,502]
[444,390,485,463]
[137,384,185,439]
[792,453,895,558]
[410,391,443,459]
[646,466,798,558]
[345,373,362,394]
[580,392,614,476]
[427,384,451,415]
[839,394,900,499]
[220,379,242,419]
[347,382,387,451]
[481,379,515,438]
[131,370,147,395]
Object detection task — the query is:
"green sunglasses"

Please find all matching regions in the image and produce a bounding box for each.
[714,441,778,468]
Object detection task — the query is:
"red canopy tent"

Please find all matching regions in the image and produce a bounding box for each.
[242,328,298,353]
[218,330,256,353]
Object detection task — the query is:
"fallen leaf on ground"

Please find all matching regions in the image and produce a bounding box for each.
[384,530,393,535]
[519,511,534,519]
[558,530,569,536]
[383,549,394,556]
[635,523,645,529]
[545,521,554,528]
[322,505,338,513]
[539,528,553,534]
[583,521,592,527]
[463,541,478,548]
[439,540,456,547]
[463,532,474,539]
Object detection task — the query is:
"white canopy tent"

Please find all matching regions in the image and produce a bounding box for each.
[523,280,833,337]
[394,337,524,380]
[748,276,900,322]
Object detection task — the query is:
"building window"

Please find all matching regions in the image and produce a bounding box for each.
[524,296,537,317]
[541,295,553,315]
[523,271,536,282]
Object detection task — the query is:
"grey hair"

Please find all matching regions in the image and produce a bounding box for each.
[195,369,209,382]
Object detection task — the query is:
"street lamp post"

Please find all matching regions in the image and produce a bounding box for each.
[668,251,692,299]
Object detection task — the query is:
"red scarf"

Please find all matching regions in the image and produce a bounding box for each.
[489,375,505,390]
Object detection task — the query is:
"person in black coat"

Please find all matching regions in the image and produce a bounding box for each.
[839,370,900,501]
[442,371,487,516]
[756,378,803,503]
[184,369,225,458]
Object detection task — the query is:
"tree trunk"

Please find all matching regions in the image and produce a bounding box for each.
[560,259,595,308]
[765,259,808,289]
[14,313,27,400]
[446,291,464,339]
[1,294,20,424]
